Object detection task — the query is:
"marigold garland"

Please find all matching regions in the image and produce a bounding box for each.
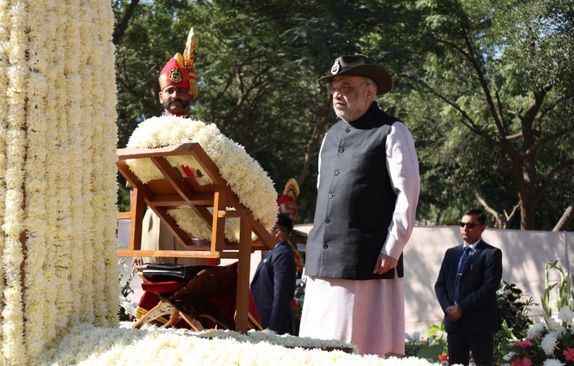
[126,116,278,241]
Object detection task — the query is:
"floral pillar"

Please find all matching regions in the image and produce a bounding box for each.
[0,1,118,364]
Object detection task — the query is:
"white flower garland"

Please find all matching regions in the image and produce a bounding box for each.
[90,0,120,326]
[0,0,10,357]
[39,323,435,366]
[2,2,29,363]
[22,0,50,358]
[0,1,118,364]
[126,116,278,240]
[64,0,83,328]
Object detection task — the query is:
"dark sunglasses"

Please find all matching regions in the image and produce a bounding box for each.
[459,222,480,228]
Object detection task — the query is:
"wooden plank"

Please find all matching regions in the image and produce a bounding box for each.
[151,156,214,226]
[188,143,228,186]
[211,191,226,252]
[235,213,253,332]
[117,211,131,220]
[117,143,198,159]
[129,188,145,251]
[147,193,213,207]
[117,249,221,259]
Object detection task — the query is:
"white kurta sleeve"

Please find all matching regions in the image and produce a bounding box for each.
[380,121,420,259]
[316,135,327,189]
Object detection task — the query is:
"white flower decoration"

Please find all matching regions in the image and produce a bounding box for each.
[546,317,565,332]
[527,321,546,340]
[40,323,438,366]
[557,305,574,325]
[540,331,559,355]
[126,116,278,240]
[542,359,565,366]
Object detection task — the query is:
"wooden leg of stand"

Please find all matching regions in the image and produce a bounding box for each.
[164,309,181,328]
[235,214,252,332]
[179,312,205,331]
[133,301,168,329]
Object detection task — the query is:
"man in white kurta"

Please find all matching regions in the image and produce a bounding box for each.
[299,55,420,357]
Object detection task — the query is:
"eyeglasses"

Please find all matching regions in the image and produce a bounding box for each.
[459,222,480,228]
[327,83,367,95]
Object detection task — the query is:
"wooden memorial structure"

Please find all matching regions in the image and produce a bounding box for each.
[116,143,275,331]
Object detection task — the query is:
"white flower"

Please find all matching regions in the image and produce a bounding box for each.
[503,351,515,361]
[542,359,565,366]
[40,324,442,366]
[557,305,574,325]
[546,317,565,332]
[540,331,559,355]
[527,321,546,340]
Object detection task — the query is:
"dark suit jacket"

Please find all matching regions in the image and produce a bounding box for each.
[250,240,296,334]
[435,239,503,334]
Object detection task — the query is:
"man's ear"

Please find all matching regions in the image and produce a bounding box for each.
[366,83,377,101]
[158,90,163,103]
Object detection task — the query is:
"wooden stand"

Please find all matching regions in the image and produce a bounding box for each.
[117,143,274,331]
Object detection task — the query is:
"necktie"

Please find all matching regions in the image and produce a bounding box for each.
[453,246,472,304]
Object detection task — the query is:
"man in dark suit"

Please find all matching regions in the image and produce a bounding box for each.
[435,209,503,366]
[251,214,297,334]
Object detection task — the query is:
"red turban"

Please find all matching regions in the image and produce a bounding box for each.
[158,28,198,101]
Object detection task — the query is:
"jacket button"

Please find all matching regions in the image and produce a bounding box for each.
[334,169,339,176]
[323,244,328,249]
[338,147,344,153]
[345,128,351,133]
[328,193,334,199]
[325,218,330,224]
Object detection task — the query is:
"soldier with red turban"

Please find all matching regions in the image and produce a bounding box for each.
[157,28,198,116]
[140,28,209,266]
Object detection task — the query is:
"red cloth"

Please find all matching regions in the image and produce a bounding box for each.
[136,262,261,329]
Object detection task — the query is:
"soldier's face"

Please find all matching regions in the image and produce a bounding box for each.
[329,75,374,122]
[159,85,191,116]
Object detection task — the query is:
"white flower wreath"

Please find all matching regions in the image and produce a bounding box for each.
[126,116,277,241]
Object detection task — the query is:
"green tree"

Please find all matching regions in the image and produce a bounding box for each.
[112,0,425,222]
[411,0,574,229]
[112,0,574,230]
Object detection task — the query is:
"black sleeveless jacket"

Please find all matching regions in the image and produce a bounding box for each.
[305,103,403,280]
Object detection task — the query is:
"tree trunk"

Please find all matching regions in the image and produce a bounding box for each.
[553,199,574,231]
[113,0,140,45]
[297,97,331,186]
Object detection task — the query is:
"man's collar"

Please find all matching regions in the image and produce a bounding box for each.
[463,239,481,251]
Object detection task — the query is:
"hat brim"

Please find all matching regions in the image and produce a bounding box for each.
[319,65,392,95]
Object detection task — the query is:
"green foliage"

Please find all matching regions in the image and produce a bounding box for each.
[503,260,574,365]
[117,258,136,322]
[407,0,574,229]
[113,0,426,222]
[542,260,573,320]
[494,281,534,361]
[112,0,574,229]
[425,321,448,355]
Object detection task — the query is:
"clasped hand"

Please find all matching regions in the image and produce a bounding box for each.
[446,304,463,322]
[372,253,398,275]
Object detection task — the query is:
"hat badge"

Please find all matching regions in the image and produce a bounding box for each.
[330,60,341,75]
[169,68,183,83]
